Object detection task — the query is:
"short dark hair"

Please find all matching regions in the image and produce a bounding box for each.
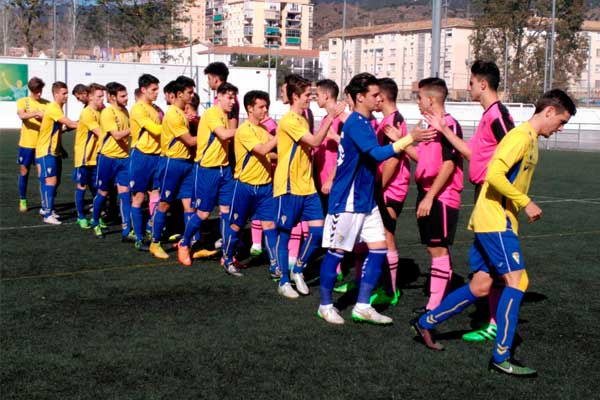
[346,73,379,103]
[27,77,45,92]
[171,80,186,96]
[217,82,238,96]
[243,90,270,112]
[316,79,339,99]
[471,60,500,91]
[163,80,176,94]
[138,73,159,88]
[71,83,89,96]
[378,78,398,102]
[51,81,68,94]
[286,75,311,104]
[534,89,577,116]
[418,77,448,101]
[134,87,141,98]
[190,93,200,110]
[284,73,304,86]
[204,62,229,82]
[88,83,105,93]
[175,75,195,89]
[105,81,127,96]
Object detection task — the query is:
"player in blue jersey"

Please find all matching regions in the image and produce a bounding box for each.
[318,73,435,325]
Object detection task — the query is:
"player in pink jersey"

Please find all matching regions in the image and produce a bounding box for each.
[414,78,464,314]
[424,61,515,342]
[369,78,420,306]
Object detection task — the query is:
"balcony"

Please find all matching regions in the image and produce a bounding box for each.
[286,29,301,38]
[264,40,281,48]
[264,9,280,20]
[287,3,301,13]
[286,37,301,46]
[265,26,281,37]
[244,26,253,36]
[213,14,223,22]
[244,10,253,20]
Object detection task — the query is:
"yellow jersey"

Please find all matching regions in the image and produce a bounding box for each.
[17,96,49,148]
[195,106,229,167]
[468,122,538,234]
[161,105,192,160]
[99,104,130,159]
[130,100,162,155]
[234,120,272,185]
[273,110,315,197]
[74,106,101,168]
[35,102,64,158]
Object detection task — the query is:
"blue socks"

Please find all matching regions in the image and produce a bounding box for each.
[294,226,323,273]
[276,228,291,285]
[152,209,167,243]
[44,184,56,217]
[223,225,240,264]
[92,193,106,225]
[75,188,86,219]
[131,206,144,241]
[357,250,387,304]
[419,284,478,329]
[18,174,28,199]
[263,228,279,272]
[493,287,524,363]
[319,250,345,306]
[182,213,203,247]
[118,192,131,236]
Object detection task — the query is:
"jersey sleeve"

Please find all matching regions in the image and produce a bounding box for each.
[205,108,226,133]
[170,111,190,138]
[238,125,262,153]
[16,98,27,111]
[133,105,162,135]
[82,109,99,131]
[47,103,64,122]
[486,133,531,208]
[442,122,462,164]
[282,115,309,142]
[491,117,513,143]
[100,109,118,133]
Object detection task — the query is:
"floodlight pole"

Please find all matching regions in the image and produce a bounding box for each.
[341,0,347,97]
[53,0,57,81]
[548,0,556,90]
[431,0,442,77]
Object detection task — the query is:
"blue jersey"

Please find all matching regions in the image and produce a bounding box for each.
[328,112,395,214]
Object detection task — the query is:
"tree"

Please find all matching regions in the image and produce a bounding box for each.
[10,0,50,55]
[97,0,196,61]
[471,0,588,103]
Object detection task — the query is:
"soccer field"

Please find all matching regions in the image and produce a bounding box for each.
[1,130,599,399]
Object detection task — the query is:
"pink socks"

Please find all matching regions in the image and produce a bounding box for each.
[426,255,452,310]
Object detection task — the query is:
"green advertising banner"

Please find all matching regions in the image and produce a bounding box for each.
[0,64,29,101]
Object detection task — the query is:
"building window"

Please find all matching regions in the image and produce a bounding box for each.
[389,48,396,57]
[596,48,600,57]
[332,40,337,46]
[595,80,600,88]
[388,63,396,72]
[596,64,600,73]
[331,52,337,59]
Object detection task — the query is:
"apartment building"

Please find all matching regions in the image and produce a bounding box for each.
[203,0,313,50]
[574,20,600,103]
[325,18,474,100]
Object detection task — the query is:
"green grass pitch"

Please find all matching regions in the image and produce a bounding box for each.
[1,129,599,399]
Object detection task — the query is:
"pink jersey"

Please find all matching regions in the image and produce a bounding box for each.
[468,101,514,185]
[314,114,344,190]
[376,110,411,202]
[260,116,278,136]
[415,113,464,209]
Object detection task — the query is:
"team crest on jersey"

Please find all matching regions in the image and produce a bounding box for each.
[19,157,23,162]
[233,213,239,220]
[98,180,103,186]
[130,180,135,188]
[281,215,287,224]
[195,199,201,208]
[47,167,52,174]
[512,252,520,264]
[165,190,171,198]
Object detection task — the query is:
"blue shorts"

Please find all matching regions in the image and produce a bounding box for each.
[96,154,130,191]
[128,149,161,193]
[230,181,275,226]
[158,158,194,202]
[193,165,234,212]
[275,193,323,230]
[154,156,167,190]
[36,155,60,179]
[17,147,35,167]
[72,166,97,187]
[470,229,525,276]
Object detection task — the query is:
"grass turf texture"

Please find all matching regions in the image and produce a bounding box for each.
[1,130,599,399]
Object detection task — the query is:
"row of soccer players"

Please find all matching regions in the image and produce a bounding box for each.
[16,61,576,376]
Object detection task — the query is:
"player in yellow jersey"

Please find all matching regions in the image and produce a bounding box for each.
[129,74,162,251]
[178,82,239,269]
[272,76,341,299]
[148,77,198,260]
[35,81,78,224]
[91,82,132,240]
[16,77,48,212]
[412,89,576,377]
[218,90,279,277]
[72,83,104,229]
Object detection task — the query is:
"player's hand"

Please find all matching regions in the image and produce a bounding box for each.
[333,101,347,117]
[416,195,434,218]
[35,111,44,120]
[423,113,447,133]
[410,121,437,142]
[322,180,333,195]
[524,201,542,223]
[383,124,401,141]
